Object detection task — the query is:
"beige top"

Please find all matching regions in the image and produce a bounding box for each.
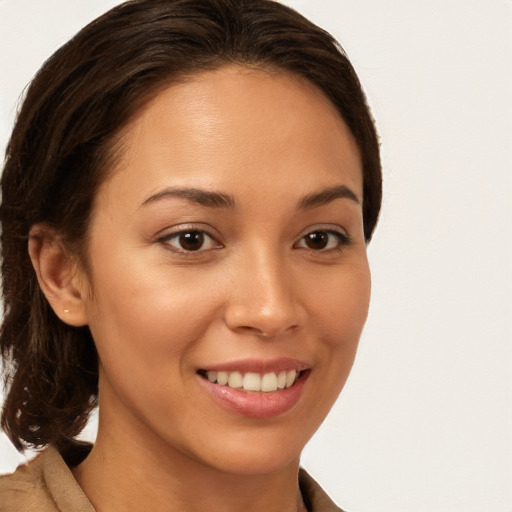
[0,446,343,512]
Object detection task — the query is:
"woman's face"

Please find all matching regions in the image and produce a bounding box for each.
[78,65,370,475]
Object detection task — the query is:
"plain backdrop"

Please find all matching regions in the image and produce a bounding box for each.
[1,1,511,511]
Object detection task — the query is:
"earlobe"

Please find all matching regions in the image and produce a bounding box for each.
[28,223,89,327]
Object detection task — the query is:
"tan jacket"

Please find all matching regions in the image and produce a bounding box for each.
[0,446,343,512]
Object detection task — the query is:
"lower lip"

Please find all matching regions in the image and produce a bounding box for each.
[199,372,309,419]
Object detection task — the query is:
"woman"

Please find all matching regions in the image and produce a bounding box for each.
[0,0,381,510]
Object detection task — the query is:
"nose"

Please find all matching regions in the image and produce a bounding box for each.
[223,251,306,338]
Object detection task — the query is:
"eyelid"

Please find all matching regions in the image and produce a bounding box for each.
[296,224,349,240]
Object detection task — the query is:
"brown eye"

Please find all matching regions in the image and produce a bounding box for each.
[295,229,350,252]
[162,230,219,253]
[179,231,205,251]
[304,231,329,250]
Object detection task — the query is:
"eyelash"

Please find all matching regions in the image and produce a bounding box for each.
[158,226,351,254]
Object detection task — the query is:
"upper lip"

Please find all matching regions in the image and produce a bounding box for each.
[198,357,311,374]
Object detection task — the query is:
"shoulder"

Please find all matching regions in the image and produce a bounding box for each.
[299,468,346,512]
[0,446,94,512]
[0,449,54,512]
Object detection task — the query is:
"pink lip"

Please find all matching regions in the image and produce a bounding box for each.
[197,359,311,419]
[199,357,310,374]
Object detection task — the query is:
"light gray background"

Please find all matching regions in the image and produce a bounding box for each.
[1,1,511,511]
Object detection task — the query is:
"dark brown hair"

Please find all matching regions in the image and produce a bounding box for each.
[0,0,381,452]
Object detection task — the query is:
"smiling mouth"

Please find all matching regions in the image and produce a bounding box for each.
[197,369,308,393]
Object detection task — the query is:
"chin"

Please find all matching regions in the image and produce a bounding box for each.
[182,421,316,477]
[204,444,303,477]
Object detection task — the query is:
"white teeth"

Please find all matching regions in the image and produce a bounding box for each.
[277,370,287,389]
[205,369,301,392]
[286,370,297,388]
[227,371,243,389]
[261,372,278,392]
[216,371,229,385]
[243,372,261,391]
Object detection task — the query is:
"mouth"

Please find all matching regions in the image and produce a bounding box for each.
[196,361,310,418]
[197,368,308,393]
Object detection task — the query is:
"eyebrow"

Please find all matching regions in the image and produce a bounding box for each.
[141,187,236,209]
[298,185,360,209]
[141,184,359,211]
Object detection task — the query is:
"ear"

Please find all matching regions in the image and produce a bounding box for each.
[28,223,89,327]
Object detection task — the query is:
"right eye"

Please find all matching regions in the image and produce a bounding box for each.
[294,228,351,253]
[160,230,221,253]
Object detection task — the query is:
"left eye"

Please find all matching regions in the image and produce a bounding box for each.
[162,230,219,252]
[295,230,348,251]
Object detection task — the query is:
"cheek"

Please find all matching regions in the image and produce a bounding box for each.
[83,257,222,369]
[308,260,371,389]
[312,261,371,339]
[83,267,223,430]
[291,261,371,433]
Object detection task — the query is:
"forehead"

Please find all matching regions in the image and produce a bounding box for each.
[102,64,363,204]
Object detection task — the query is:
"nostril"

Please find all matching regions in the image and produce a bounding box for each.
[236,323,299,339]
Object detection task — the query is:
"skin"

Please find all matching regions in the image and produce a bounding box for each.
[31,65,370,512]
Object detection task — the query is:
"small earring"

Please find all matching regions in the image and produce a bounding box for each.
[63,309,70,313]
